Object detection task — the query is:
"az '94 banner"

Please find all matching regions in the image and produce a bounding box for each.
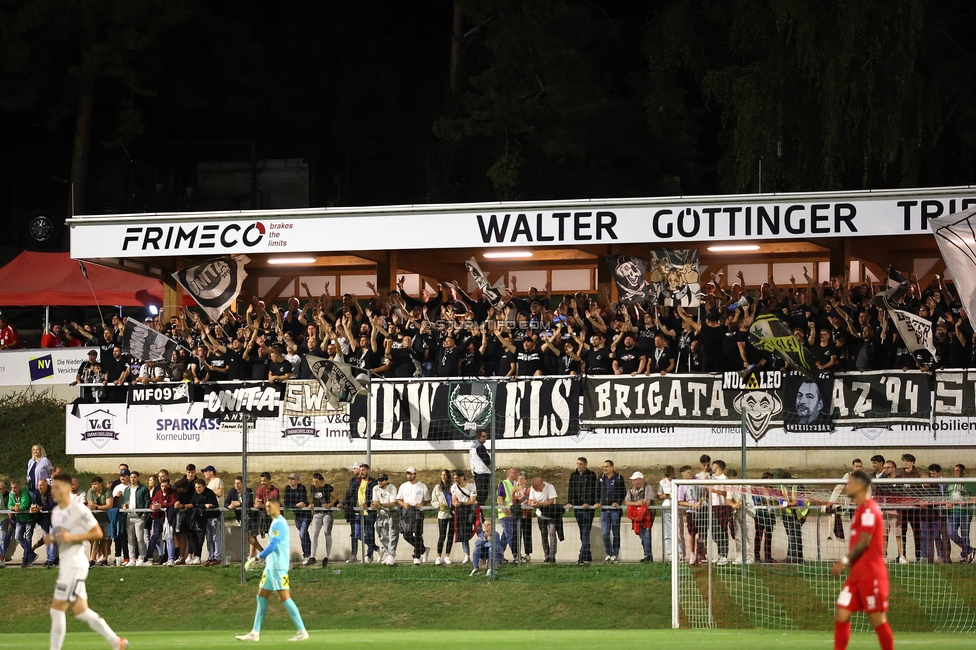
[581,370,930,444]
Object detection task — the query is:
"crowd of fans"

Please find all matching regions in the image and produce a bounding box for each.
[3,445,974,571]
[50,269,968,397]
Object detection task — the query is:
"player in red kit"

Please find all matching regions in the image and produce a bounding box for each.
[831,470,894,650]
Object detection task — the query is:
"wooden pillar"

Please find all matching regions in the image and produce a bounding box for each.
[828,239,851,280]
[597,246,614,304]
[163,258,185,320]
[376,251,398,297]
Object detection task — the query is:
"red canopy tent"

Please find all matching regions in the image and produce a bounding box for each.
[0,251,166,307]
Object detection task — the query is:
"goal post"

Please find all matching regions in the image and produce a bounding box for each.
[671,477,976,631]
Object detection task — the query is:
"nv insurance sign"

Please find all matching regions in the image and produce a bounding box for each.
[68,186,976,259]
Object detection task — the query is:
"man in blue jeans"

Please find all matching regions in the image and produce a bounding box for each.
[284,473,312,565]
[596,460,626,563]
[565,457,598,565]
[8,479,37,567]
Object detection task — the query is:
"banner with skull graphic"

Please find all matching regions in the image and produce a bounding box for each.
[603,255,652,303]
[580,370,929,443]
[649,249,701,307]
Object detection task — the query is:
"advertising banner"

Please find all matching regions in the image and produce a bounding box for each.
[70,189,976,259]
[0,347,90,386]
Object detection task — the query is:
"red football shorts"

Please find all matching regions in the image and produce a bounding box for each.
[836,576,889,613]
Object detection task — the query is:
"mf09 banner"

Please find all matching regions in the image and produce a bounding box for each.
[581,370,930,443]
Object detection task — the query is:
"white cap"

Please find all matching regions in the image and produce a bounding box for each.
[630,472,644,480]
[349,462,362,470]
[406,466,417,474]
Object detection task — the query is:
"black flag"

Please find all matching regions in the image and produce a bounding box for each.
[172,256,250,320]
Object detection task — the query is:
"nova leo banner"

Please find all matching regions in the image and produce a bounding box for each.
[348,377,581,441]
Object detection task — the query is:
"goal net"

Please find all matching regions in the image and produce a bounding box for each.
[671,477,976,632]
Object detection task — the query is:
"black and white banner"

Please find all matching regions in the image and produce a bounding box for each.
[121,319,180,362]
[649,249,700,307]
[172,256,249,320]
[200,382,284,418]
[582,371,930,441]
[604,255,651,303]
[348,377,581,440]
[306,355,367,409]
[464,257,507,310]
[127,382,191,407]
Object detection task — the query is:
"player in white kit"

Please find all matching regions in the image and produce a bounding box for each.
[45,474,128,650]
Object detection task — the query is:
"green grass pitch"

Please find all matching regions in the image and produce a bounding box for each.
[2,629,973,650]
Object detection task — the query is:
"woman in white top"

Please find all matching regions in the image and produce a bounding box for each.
[430,470,455,565]
[450,470,478,563]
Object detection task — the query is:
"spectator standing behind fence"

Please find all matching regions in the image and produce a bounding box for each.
[109,469,129,567]
[147,477,177,566]
[28,444,53,492]
[708,460,732,566]
[895,453,922,563]
[86,476,113,566]
[309,473,336,567]
[254,473,279,565]
[677,466,705,565]
[625,472,655,563]
[497,467,520,562]
[0,480,11,566]
[779,471,807,564]
[203,466,224,499]
[121,472,149,566]
[9,479,37,567]
[753,472,777,564]
[529,477,561,564]
[451,470,478,563]
[284,473,312,567]
[372,473,399,565]
[512,472,533,563]
[342,464,377,563]
[470,431,491,505]
[947,465,975,563]
[397,467,430,565]
[32,478,58,567]
[565,457,598,565]
[921,464,949,564]
[657,466,679,563]
[431,470,455,565]
[226,476,263,564]
[192,478,221,566]
[597,460,626,564]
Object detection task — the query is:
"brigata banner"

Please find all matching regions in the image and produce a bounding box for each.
[69,187,976,259]
[348,377,581,441]
[200,382,284,418]
[581,370,931,443]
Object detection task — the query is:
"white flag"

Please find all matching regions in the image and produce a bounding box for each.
[931,208,976,332]
[888,307,936,358]
[172,256,249,321]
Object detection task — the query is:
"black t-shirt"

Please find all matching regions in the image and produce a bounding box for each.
[497,351,516,376]
[268,359,293,380]
[103,355,130,382]
[249,354,270,380]
[697,323,727,372]
[187,357,208,382]
[584,346,611,374]
[280,313,305,342]
[516,350,545,376]
[390,345,418,378]
[207,352,229,379]
[458,349,482,376]
[814,343,837,370]
[648,345,675,373]
[225,349,247,381]
[436,346,463,377]
[310,484,334,507]
[636,325,658,355]
[614,346,643,374]
[559,353,581,374]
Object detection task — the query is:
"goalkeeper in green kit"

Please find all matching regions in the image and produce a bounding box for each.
[237,497,308,642]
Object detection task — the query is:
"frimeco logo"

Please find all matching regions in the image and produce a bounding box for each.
[122,222,266,251]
